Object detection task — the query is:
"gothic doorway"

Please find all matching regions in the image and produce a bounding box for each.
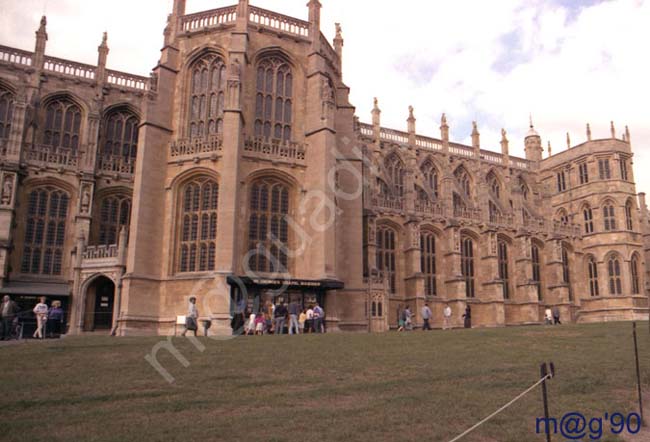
[84,276,115,331]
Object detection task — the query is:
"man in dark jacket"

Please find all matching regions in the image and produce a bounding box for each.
[1,295,20,340]
[274,302,288,335]
[288,301,301,335]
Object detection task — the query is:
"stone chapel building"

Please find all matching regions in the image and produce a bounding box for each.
[0,0,647,335]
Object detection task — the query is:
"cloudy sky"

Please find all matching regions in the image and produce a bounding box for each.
[1,0,649,191]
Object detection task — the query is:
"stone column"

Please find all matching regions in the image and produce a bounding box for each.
[544,238,572,320]
[404,221,424,326]
[512,233,540,324]
[477,229,505,327]
[68,233,87,334]
[5,100,27,159]
[0,171,18,286]
[120,22,181,335]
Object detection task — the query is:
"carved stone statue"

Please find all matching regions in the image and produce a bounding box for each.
[230,57,241,80]
[1,174,14,205]
[81,187,91,213]
[322,77,334,101]
[453,228,460,252]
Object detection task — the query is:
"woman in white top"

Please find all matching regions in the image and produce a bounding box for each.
[181,297,199,337]
[247,311,256,335]
[305,307,314,333]
[544,308,553,325]
[33,297,48,339]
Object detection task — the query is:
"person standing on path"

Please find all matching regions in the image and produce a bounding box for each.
[403,305,413,331]
[421,303,432,331]
[182,297,199,337]
[313,303,324,334]
[32,297,48,339]
[443,304,452,330]
[274,302,288,335]
[288,300,301,335]
[0,295,19,340]
[462,305,472,329]
[552,306,561,325]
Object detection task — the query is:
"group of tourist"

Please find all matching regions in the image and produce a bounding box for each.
[30,296,65,338]
[399,303,472,331]
[544,306,562,325]
[180,296,563,337]
[0,295,65,340]
[238,301,326,335]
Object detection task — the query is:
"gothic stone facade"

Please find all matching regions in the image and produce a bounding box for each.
[0,0,647,335]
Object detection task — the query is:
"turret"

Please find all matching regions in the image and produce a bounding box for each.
[96,32,109,84]
[308,0,322,50]
[471,121,480,159]
[471,121,480,149]
[610,121,616,139]
[33,16,48,70]
[236,0,250,31]
[586,123,592,141]
[501,128,510,167]
[169,0,186,40]
[524,117,542,163]
[372,98,381,145]
[440,113,449,153]
[407,105,416,145]
[333,23,344,73]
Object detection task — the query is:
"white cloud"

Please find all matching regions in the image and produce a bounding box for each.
[1,0,649,191]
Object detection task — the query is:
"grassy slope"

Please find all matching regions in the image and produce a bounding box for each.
[0,322,648,442]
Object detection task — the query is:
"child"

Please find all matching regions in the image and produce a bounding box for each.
[298,309,307,333]
[255,313,265,335]
[247,311,256,335]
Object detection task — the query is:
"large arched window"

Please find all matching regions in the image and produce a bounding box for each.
[562,246,572,301]
[625,200,634,231]
[178,177,219,273]
[498,239,510,299]
[588,257,599,297]
[461,236,475,298]
[43,98,82,151]
[100,109,139,172]
[603,202,616,231]
[518,177,529,200]
[420,231,436,297]
[0,87,15,141]
[189,54,226,139]
[247,178,290,274]
[420,161,438,198]
[453,193,466,217]
[21,186,69,275]
[454,166,471,198]
[376,226,397,293]
[489,201,501,223]
[385,154,405,198]
[255,56,292,142]
[631,254,640,295]
[583,205,594,234]
[608,255,622,295]
[532,243,542,301]
[98,195,131,246]
[487,171,500,199]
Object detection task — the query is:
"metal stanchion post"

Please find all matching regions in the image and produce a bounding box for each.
[633,322,645,426]
[540,363,552,442]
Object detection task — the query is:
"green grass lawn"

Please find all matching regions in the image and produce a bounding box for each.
[1,322,648,442]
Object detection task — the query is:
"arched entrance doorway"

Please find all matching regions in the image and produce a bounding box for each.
[83,276,115,331]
